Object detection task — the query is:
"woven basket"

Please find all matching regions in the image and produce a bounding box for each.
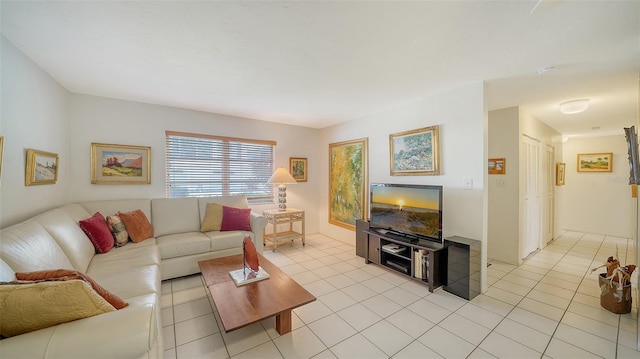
[598,273,632,314]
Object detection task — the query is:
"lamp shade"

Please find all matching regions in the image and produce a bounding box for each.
[267,167,297,184]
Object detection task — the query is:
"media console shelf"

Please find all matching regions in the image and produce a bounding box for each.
[358,220,445,292]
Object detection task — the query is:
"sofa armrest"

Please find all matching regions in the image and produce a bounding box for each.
[249,212,268,254]
[0,304,158,359]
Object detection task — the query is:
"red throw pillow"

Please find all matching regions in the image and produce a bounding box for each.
[117,209,154,242]
[15,269,128,309]
[243,236,259,272]
[220,206,252,231]
[79,212,114,254]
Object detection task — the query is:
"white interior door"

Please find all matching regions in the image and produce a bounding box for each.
[544,145,555,245]
[523,135,541,258]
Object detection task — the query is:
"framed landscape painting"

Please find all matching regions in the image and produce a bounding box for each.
[289,157,308,182]
[25,148,59,186]
[329,138,368,230]
[91,143,151,184]
[577,152,612,172]
[389,125,440,176]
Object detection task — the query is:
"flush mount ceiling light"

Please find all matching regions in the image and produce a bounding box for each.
[559,99,590,114]
[537,66,555,75]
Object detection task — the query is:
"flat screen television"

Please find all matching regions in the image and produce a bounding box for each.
[369,183,443,243]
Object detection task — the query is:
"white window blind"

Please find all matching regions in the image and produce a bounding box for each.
[165,131,275,202]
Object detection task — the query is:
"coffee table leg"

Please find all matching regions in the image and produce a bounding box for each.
[275,309,292,334]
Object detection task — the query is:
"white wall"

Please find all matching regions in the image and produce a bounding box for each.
[0,38,323,232]
[560,135,634,237]
[319,82,488,288]
[487,106,561,265]
[67,94,322,234]
[488,107,520,264]
[0,37,71,228]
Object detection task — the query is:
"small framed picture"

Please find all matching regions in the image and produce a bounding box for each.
[488,158,506,175]
[577,152,613,172]
[556,163,566,185]
[25,148,59,186]
[389,126,440,176]
[289,157,308,182]
[91,143,151,184]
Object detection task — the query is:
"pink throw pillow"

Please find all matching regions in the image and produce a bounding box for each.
[220,206,252,231]
[79,212,114,254]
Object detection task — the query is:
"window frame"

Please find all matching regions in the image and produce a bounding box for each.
[165,130,276,203]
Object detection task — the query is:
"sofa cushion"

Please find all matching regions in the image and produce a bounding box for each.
[221,206,252,231]
[151,198,200,237]
[33,207,96,273]
[118,209,154,243]
[106,215,129,247]
[0,220,74,272]
[156,232,211,260]
[87,240,159,275]
[79,212,115,254]
[0,280,115,337]
[87,264,160,301]
[15,269,128,309]
[200,202,223,232]
[205,231,248,252]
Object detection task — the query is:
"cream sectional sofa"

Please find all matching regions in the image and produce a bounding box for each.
[0,195,267,359]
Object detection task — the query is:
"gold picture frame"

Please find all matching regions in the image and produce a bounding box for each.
[329,138,368,230]
[91,143,151,184]
[556,163,566,185]
[577,152,613,172]
[289,157,308,182]
[488,158,506,175]
[25,148,59,186]
[389,126,440,176]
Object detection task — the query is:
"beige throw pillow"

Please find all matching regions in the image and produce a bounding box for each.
[0,280,116,337]
[200,203,223,232]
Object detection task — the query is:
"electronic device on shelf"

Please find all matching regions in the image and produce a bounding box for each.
[381,243,407,254]
[369,183,443,244]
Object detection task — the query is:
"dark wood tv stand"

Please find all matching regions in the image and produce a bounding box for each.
[357,220,446,292]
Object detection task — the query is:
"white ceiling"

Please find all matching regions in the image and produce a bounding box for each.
[2,1,639,137]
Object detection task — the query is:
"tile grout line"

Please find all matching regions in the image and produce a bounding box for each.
[539,232,621,358]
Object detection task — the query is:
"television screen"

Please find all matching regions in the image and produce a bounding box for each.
[370,183,442,242]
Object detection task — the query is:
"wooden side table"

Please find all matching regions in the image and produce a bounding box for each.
[263,208,305,251]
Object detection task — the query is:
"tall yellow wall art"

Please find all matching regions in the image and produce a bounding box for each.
[328,138,368,230]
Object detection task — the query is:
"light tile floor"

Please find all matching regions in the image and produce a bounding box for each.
[162,231,639,358]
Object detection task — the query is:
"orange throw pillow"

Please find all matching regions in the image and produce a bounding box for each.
[15,269,128,309]
[117,209,154,243]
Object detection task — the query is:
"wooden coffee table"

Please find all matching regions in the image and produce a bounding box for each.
[198,253,316,334]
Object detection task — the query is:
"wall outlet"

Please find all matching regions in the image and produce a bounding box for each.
[463,177,473,190]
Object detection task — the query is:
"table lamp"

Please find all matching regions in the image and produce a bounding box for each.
[267,167,297,210]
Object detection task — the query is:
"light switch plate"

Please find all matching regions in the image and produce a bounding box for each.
[463,177,473,190]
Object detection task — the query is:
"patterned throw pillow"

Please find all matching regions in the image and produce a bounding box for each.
[106,215,129,247]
